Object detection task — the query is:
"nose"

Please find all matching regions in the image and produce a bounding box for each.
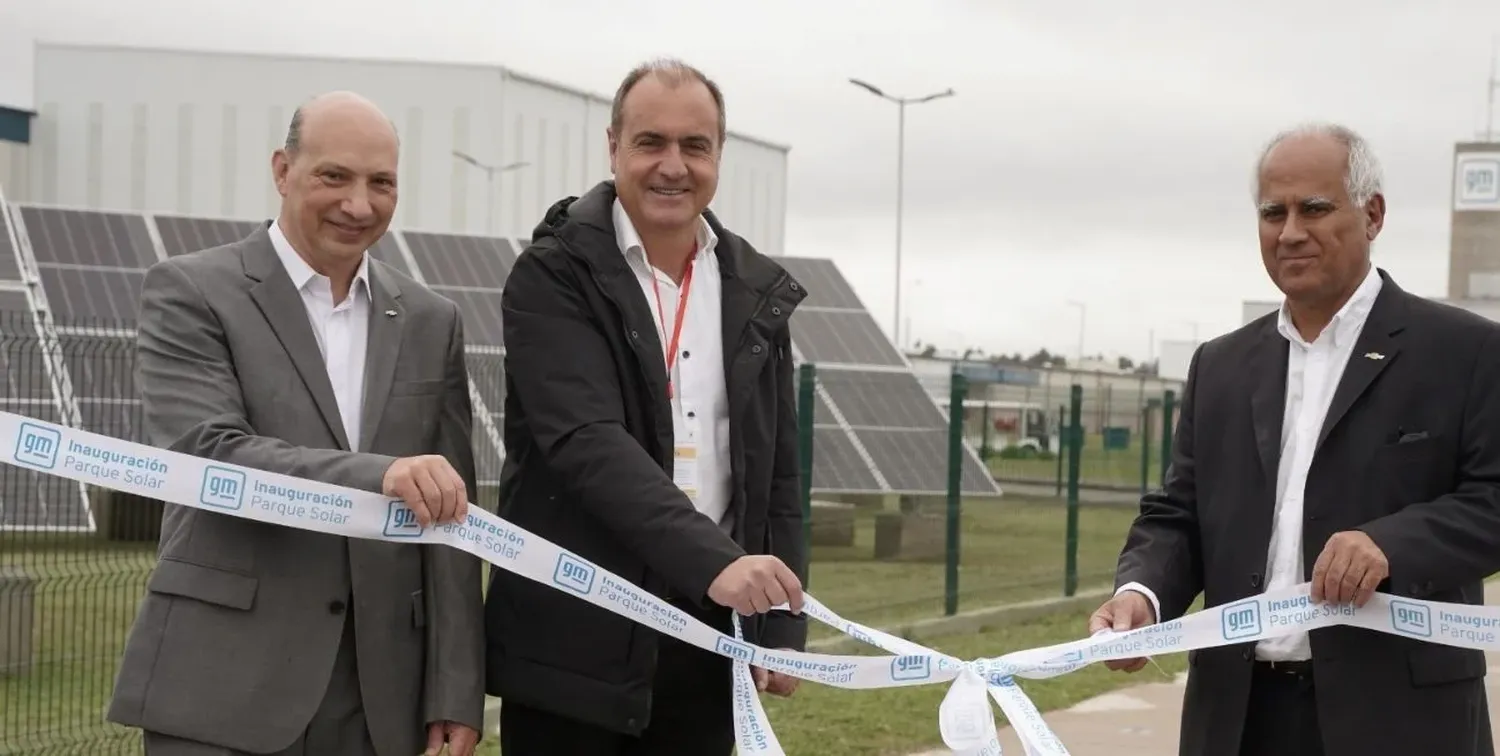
[341,183,376,221]
[657,145,688,180]
[1278,213,1308,246]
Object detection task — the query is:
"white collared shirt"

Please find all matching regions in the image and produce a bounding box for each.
[267,219,372,451]
[613,198,732,527]
[1119,265,1383,661]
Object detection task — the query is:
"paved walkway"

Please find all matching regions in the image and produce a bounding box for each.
[914,581,1500,755]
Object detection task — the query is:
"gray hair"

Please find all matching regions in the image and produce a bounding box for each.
[610,58,727,145]
[1253,122,1383,207]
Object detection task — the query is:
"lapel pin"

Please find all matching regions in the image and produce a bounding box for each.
[1365,352,1384,360]
[384,309,398,318]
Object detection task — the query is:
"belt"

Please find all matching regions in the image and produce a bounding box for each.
[1255,658,1314,678]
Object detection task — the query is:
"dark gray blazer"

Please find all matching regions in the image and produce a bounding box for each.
[106,223,485,755]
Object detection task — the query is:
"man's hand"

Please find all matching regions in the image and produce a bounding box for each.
[752,651,800,697]
[1310,530,1389,607]
[383,455,468,527]
[1088,591,1157,673]
[707,555,803,616]
[425,721,479,756]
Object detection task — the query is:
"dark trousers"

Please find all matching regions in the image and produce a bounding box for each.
[500,601,735,756]
[142,608,375,756]
[1238,661,1324,756]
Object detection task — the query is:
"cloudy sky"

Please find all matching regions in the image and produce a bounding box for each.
[3,0,1499,363]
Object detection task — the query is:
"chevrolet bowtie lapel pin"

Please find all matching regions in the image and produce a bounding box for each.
[384,309,398,317]
[1364,352,1385,360]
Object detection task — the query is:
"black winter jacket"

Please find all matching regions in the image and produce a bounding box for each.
[483,180,809,735]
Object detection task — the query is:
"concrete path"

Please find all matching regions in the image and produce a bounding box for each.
[913,581,1500,755]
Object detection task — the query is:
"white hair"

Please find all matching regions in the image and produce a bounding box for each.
[1252,122,1384,207]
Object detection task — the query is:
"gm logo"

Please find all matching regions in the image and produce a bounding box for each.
[891,654,931,681]
[13,422,60,470]
[1221,599,1262,641]
[715,637,756,664]
[1391,600,1432,638]
[1060,649,1085,664]
[1457,155,1500,208]
[552,553,595,595]
[383,501,423,537]
[199,466,245,511]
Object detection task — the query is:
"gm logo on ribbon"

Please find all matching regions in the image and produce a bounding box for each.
[552,552,595,595]
[891,654,931,681]
[199,466,246,511]
[13,421,60,470]
[715,637,756,664]
[1390,600,1432,638]
[383,500,424,538]
[1221,599,1262,641]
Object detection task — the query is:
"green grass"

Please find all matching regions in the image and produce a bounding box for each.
[473,604,1190,756]
[1,495,1146,754]
[985,433,1165,491]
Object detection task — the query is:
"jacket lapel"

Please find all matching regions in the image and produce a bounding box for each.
[1249,319,1289,498]
[242,224,351,451]
[358,262,404,452]
[1315,272,1406,453]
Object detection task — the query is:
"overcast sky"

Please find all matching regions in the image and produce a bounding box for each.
[3,0,1499,362]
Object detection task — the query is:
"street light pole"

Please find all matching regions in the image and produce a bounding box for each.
[451,151,530,235]
[849,78,955,349]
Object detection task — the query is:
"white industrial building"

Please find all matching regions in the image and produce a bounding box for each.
[0,42,790,255]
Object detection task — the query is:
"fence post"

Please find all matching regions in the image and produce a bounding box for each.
[1159,390,1176,486]
[1054,403,1066,497]
[944,372,967,617]
[1139,401,1153,494]
[797,363,816,587]
[1064,384,1083,597]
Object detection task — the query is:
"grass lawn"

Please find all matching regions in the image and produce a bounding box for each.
[475,603,1191,756]
[0,494,1147,753]
[986,432,1165,492]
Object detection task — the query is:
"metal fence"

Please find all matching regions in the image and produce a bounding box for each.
[1,318,1176,753]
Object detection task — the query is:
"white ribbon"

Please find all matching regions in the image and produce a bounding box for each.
[6,411,1497,754]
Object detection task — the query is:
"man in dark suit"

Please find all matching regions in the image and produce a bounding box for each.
[486,59,807,755]
[1090,123,1500,756]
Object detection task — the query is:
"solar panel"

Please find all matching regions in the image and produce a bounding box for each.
[57,334,143,442]
[0,290,33,320]
[0,401,92,530]
[854,429,998,494]
[0,335,52,401]
[812,427,881,492]
[0,206,23,282]
[19,206,157,268]
[776,257,864,310]
[404,232,514,348]
[790,309,904,367]
[819,370,947,429]
[36,268,145,322]
[154,214,261,257]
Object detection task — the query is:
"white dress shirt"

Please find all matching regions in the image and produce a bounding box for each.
[1120,264,1383,661]
[268,220,372,451]
[613,199,733,527]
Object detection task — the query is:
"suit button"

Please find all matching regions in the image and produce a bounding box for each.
[1241,648,1252,661]
[752,345,763,354]
[1250,573,1262,589]
[328,600,346,614]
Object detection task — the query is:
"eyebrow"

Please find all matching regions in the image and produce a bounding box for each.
[1258,195,1337,213]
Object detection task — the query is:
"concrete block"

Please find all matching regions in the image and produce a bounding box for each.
[873,511,945,562]
[0,564,35,677]
[809,500,855,547]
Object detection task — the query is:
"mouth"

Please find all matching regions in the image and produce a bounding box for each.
[649,188,690,198]
[326,220,368,236]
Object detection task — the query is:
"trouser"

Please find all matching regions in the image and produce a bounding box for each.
[143,609,376,756]
[1238,660,1324,756]
[499,600,735,755]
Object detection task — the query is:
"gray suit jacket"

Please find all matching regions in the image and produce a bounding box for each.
[106,224,486,755]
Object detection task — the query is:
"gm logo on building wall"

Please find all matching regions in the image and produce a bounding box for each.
[1221,599,1262,641]
[13,422,60,470]
[1455,152,1500,211]
[1390,600,1432,638]
[552,552,595,595]
[199,466,246,511]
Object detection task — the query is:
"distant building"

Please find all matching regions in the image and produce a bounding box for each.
[1448,141,1500,299]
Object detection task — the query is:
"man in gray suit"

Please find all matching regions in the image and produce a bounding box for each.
[106,91,486,756]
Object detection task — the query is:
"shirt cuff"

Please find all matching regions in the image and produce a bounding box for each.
[1115,582,1161,624]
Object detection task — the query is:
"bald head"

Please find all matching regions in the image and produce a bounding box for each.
[271,90,400,292]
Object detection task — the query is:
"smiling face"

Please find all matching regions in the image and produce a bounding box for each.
[608,71,722,235]
[1256,132,1384,309]
[271,93,399,276]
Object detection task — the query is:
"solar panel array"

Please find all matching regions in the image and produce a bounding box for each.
[0,202,1000,529]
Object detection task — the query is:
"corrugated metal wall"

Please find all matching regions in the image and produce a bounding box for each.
[26,43,790,256]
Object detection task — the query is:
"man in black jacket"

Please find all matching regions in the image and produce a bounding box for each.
[1091,123,1500,755]
[486,58,810,755]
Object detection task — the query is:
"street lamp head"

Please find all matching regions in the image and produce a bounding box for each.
[848,78,887,98]
[918,88,956,103]
[451,149,481,167]
[501,160,531,172]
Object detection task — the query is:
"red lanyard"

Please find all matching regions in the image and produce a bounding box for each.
[649,244,696,400]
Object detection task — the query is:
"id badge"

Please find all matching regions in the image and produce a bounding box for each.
[673,444,699,500]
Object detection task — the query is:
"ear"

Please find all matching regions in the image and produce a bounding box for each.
[271,149,292,197]
[606,127,619,176]
[1363,192,1386,241]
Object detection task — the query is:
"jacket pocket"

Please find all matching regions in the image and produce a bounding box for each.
[1408,643,1486,687]
[146,558,258,611]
